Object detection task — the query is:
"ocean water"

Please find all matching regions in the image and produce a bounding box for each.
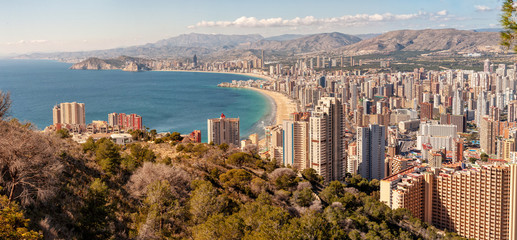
[0,59,274,142]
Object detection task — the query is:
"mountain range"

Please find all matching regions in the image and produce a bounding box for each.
[18,29,504,63]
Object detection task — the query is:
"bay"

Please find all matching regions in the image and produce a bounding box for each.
[0,59,273,142]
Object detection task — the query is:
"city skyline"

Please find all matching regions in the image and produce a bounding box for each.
[0,0,502,56]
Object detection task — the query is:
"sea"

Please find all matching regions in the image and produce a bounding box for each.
[0,59,274,142]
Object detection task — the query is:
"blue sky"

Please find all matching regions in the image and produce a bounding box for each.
[0,0,503,55]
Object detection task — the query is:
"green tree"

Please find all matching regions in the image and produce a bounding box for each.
[301,168,322,183]
[56,128,71,138]
[227,152,253,167]
[78,179,112,239]
[122,144,156,171]
[501,0,517,52]
[219,169,252,192]
[95,138,121,174]
[189,180,221,224]
[293,187,315,207]
[0,192,41,240]
[82,137,96,153]
[320,181,345,203]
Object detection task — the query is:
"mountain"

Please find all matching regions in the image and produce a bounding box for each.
[341,29,503,55]
[239,32,362,54]
[69,56,152,71]
[151,33,263,48]
[354,33,381,40]
[264,34,307,41]
[18,33,264,62]
[473,28,503,32]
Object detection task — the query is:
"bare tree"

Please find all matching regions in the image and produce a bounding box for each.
[0,91,11,119]
[0,120,64,206]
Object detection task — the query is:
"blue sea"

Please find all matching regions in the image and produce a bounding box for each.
[0,59,274,142]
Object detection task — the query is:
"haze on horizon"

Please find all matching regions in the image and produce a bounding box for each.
[1,0,501,57]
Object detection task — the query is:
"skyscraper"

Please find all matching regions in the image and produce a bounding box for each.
[207,113,240,146]
[381,164,517,240]
[357,124,386,180]
[53,102,85,125]
[309,97,343,182]
[283,119,310,170]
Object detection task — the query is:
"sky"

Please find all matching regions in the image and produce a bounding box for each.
[0,0,504,56]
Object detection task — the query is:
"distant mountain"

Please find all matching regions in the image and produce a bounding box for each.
[18,29,506,62]
[151,33,263,48]
[354,33,381,40]
[264,34,307,41]
[473,28,503,32]
[341,29,503,55]
[239,32,362,54]
[18,33,264,62]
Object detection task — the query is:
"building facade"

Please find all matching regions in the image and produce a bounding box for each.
[207,113,240,146]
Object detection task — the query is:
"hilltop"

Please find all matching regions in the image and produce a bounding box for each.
[341,29,502,55]
[0,119,466,239]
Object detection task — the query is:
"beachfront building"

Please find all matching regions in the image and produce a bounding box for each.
[53,102,85,126]
[309,97,344,182]
[108,112,143,130]
[207,113,240,146]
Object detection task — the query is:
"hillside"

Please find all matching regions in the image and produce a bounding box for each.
[239,32,361,54]
[0,119,466,239]
[341,28,502,55]
[18,32,361,62]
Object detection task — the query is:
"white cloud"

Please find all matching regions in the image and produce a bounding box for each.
[436,10,448,16]
[188,11,449,29]
[475,5,493,12]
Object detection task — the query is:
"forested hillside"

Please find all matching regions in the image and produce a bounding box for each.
[0,119,465,239]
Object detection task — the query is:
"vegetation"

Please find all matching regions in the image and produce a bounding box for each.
[0,91,11,120]
[0,118,466,239]
[501,0,517,52]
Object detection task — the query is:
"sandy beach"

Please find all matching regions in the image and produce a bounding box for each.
[248,87,297,126]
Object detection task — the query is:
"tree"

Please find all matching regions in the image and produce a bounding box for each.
[135,180,180,239]
[293,187,315,207]
[0,120,64,206]
[0,192,41,239]
[0,91,11,120]
[219,169,252,192]
[501,0,517,52]
[95,138,121,174]
[56,128,71,138]
[226,152,253,167]
[189,180,220,224]
[78,179,113,239]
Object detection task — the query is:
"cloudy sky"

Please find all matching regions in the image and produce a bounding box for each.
[0,0,503,56]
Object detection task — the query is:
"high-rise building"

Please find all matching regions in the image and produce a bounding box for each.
[420,102,433,120]
[283,120,310,170]
[53,102,85,125]
[357,124,386,180]
[108,112,118,127]
[381,164,517,240]
[265,125,283,164]
[480,116,498,155]
[452,89,464,116]
[310,97,344,182]
[52,105,61,125]
[207,113,240,146]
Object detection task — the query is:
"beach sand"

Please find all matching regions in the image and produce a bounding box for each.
[249,87,297,126]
